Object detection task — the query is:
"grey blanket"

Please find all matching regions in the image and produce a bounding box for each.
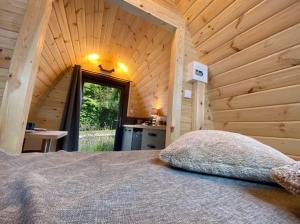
[0,150,299,224]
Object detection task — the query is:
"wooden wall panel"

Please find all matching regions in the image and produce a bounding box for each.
[198,0,300,63]
[177,0,300,156]
[31,71,72,129]
[179,29,212,135]
[180,30,197,134]
[0,0,27,107]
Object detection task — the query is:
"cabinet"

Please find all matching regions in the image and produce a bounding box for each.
[141,129,166,149]
[122,127,133,151]
[121,125,166,150]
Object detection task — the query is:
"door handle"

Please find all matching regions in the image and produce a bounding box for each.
[146,144,156,149]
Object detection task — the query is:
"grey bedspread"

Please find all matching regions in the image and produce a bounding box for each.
[0,150,299,224]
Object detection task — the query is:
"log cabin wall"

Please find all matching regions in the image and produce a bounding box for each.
[176,0,300,157]
[127,29,172,118]
[0,1,27,106]
[180,30,197,134]
[28,0,174,128]
[28,0,201,135]
[28,69,72,130]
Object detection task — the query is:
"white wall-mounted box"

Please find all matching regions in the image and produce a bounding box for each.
[187,61,208,83]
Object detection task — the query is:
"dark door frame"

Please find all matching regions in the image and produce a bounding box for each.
[81,70,130,151]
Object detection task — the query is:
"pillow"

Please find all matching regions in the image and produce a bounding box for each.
[272,162,300,196]
[160,130,294,183]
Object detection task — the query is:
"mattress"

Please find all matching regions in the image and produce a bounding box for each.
[0,150,299,224]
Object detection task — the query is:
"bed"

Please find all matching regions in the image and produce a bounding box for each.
[0,150,299,223]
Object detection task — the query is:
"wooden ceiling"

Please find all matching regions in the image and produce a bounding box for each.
[32,0,174,106]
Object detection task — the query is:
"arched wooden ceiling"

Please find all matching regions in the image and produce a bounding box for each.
[1,0,180,113]
[31,0,176,106]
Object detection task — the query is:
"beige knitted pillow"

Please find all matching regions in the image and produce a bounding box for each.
[160,130,294,183]
[272,162,300,196]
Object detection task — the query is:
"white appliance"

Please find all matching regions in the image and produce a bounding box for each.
[187,61,208,83]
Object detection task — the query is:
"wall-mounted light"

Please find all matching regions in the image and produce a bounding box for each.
[87,53,100,63]
[117,62,128,73]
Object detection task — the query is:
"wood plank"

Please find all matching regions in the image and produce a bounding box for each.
[0,68,9,80]
[48,10,72,66]
[290,155,300,160]
[0,28,17,50]
[209,44,300,89]
[192,0,263,47]
[74,0,87,58]
[0,0,52,154]
[213,103,300,122]
[0,36,16,50]
[211,84,300,111]
[192,82,205,130]
[0,9,24,32]
[85,0,95,54]
[215,121,300,138]
[0,0,27,15]
[253,136,300,156]
[41,43,63,75]
[56,0,80,63]
[30,69,72,119]
[39,56,56,87]
[208,65,300,100]
[99,2,118,53]
[166,27,185,144]
[188,0,234,35]
[0,28,18,39]
[176,0,197,15]
[197,0,299,61]
[0,48,13,69]
[93,0,105,52]
[109,0,185,28]
[183,0,213,24]
[180,29,199,132]
[209,16,300,76]
[44,27,67,70]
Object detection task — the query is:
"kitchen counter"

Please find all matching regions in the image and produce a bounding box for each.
[123,124,166,130]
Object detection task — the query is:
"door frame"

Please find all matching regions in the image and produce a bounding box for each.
[108,0,188,145]
[81,70,130,151]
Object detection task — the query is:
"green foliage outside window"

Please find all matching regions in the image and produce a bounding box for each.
[80,82,120,131]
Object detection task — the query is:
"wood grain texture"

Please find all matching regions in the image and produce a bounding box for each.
[28,0,175,120]
[28,0,188,146]
[0,1,26,105]
[177,0,300,156]
[166,26,185,144]
[29,70,72,130]
[180,30,199,135]
[0,0,52,154]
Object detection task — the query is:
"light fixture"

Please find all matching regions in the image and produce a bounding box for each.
[117,62,128,73]
[87,53,100,62]
[99,65,115,74]
[151,108,159,126]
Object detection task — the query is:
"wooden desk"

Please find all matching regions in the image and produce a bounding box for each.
[24,131,68,153]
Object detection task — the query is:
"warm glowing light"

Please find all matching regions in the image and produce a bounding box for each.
[117,62,128,73]
[87,53,100,61]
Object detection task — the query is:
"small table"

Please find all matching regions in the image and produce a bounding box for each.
[24,131,68,153]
